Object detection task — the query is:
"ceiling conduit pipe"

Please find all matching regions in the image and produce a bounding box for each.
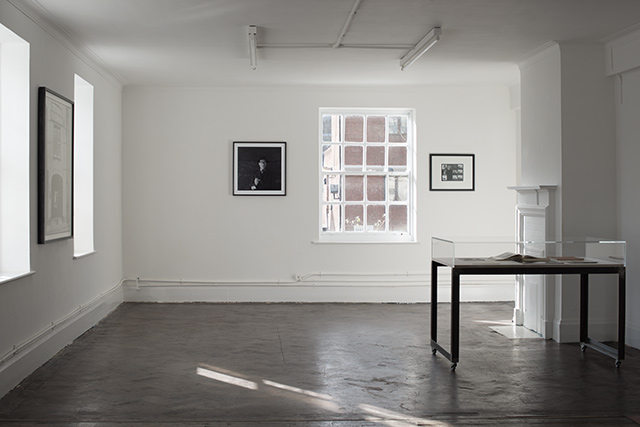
[333,0,363,48]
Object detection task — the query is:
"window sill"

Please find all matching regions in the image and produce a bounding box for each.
[73,250,97,260]
[0,270,35,285]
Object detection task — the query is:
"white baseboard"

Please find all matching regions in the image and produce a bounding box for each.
[0,284,123,398]
[553,317,620,343]
[123,276,516,303]
[0,276,515,399]
[626,319,640,349]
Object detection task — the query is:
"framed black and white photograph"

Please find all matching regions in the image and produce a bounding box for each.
[233,141,286,196]
[429,153,475,191]
[38,87,74,243]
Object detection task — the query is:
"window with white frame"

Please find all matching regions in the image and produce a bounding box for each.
[73,74,95,257]
[319,109,415,242]
[0,24,30,282]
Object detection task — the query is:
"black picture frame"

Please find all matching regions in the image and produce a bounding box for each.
[429,153,475,191]
[233,141,286,196]
[38,87,74,243]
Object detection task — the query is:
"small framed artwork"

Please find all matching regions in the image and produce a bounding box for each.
[429,153,475,191]
[233,141,286,196]
[38,87,74,243]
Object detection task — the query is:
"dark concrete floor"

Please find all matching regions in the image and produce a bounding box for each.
[0,302,639,427]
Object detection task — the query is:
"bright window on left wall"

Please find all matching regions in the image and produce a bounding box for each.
[0,24,30,282]
[73,74,95,257]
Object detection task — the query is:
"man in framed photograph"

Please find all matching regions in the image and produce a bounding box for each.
[250,157,277,190]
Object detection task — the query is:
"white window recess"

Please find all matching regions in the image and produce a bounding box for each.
[0,24,31,283]
[73,74,95,258]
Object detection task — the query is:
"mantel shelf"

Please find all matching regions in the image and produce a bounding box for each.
[507,185,557,191]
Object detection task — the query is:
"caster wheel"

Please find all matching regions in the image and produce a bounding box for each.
[616,360,621,368]
[451,363,457,371]
[432,348,437,355]
[580,344,586,352]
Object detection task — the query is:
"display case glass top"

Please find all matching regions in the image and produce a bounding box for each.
[431,237,626,268]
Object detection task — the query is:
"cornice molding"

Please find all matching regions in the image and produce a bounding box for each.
[6,0,126,87]
[601,24,640,76]
[601,23,640,45]
[517,41,560,71]
[556,42,604,53]
[517,41,605,72]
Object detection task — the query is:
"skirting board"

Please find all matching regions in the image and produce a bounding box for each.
[0,285,123,399]
[123,277,516,303]
[627,319,640,349]
[553,317,622,343]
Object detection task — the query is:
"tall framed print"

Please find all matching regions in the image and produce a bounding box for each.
[429,153,475,191]
[38,87,74,243]
[233,141,286,196]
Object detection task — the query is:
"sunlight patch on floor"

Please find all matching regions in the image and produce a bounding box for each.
[490,325,542,339]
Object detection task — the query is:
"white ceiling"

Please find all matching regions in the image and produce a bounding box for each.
[12,0,640,87]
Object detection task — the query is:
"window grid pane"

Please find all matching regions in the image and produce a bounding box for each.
[388,116,407,143]
[388,175,408,202]
[322,144,342,172]
[345,115,364,142]
[323,115,342,142]
[366,115,386,143]
[389,146,407,167]
[345,175,364,201]
[322,204,342,232]
[367,175,385,202]
[345,204,364,232]
[344,145,363,169]
[366,146,385,169]
[367,205,386,231]
[322,174,342,202]
[389,205,408,232]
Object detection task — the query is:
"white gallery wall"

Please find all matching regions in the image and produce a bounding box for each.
[0,2,124,397]
[122,85,517,303]
[607,28,640,349]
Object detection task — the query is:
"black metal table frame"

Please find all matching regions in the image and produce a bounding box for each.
[431,260,626,370]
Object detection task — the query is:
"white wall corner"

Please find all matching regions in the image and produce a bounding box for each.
[0,284,123,399]
[517,41,560,71]
[509,84,521,110]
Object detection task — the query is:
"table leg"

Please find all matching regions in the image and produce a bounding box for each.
[618,268,626,364]
[451,269,460,368]
[431,261,438,353]
[580,273,588,348]
[579,270,625,367]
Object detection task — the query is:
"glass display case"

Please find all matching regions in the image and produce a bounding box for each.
[430,236,626,370]
[431,237,626,268]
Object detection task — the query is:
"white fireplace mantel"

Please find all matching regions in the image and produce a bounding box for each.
[508,185,557,339]
[507,185,557,207]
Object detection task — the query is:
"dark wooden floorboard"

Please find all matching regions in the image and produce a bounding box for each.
[1,302,638,426]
